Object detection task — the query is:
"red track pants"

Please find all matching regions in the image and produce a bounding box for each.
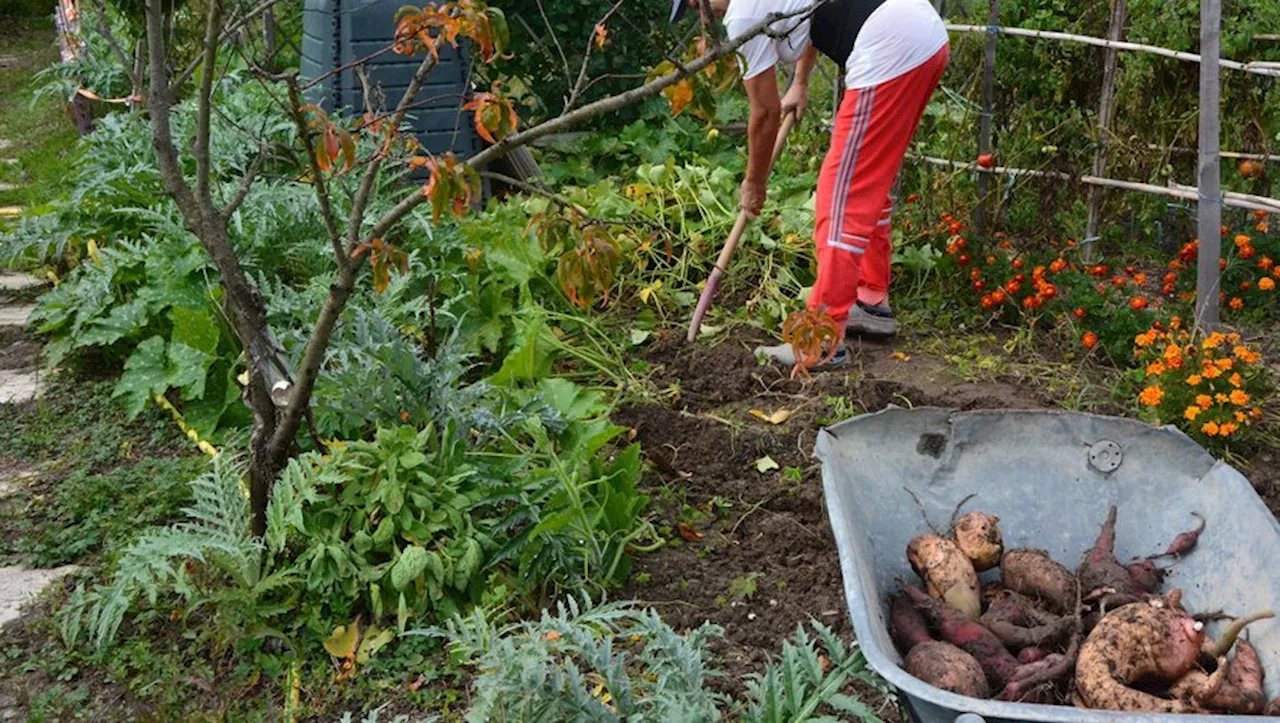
[810,45,949,324]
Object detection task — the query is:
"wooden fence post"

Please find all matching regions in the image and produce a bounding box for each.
[1083,0,1127,261]
[975,0,999,236]
[1196,0,1222,331]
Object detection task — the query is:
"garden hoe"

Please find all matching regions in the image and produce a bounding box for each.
[686,111,797,343]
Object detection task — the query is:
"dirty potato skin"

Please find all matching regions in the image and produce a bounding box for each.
[1000,548,1079,613]
[905,641,991,699]
[1074,600,1206,713]
[952,511,1003,572]
[1175,639,1265,714]
[908,533,982,619]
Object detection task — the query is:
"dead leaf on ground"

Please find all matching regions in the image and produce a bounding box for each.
[749,408,794,425]
[890,351,912,362]
[676,521,705,542]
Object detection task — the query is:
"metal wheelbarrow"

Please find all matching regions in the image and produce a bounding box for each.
[816,407,1280,723]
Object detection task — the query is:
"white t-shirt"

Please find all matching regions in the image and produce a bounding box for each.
[724,0,948,90]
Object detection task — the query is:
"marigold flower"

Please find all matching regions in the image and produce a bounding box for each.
[1129,296,1148,310]
[1163,344,1181,362]
[1215,393,1230,404]
[1184,406,1202,421]
[1196,394,1213,409]
[1169,316,1182,330]
[1240,245,1256,260]
[1228,332,1241,344]
[1234,234,1251,248]
[1203,332,1225,349]
[1259,256,1275,272]
[1219,421,1239,437]
[1139,385,1165,407]
[1135,332,1154,347]
[1230,389,1250,406]
[1261,277,1276,291]
[1215,357,1234,371]
[1235,411,1248,423]
[1186,374,1203,386]
[1229,372,1243,388]
[1229,297,1244,311]
[1082,332,1098,349]
[1234,346,1261,363]
[1202,363,1223,379]
[1145,361,1166,376]
[1202,421,1220,436]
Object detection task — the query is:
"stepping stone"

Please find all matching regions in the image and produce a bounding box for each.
[0,304,34,327]
[0,183,16,193]
[0,565,79,628]
[0,56,20,68]
[0,207,20,218]
[0,368,38,405]
[0,272,42,294]
[0,466,36,499]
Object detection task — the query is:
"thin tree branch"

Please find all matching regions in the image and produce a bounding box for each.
[480,170,589,215]
[90,0,140,90]
[222,147,268,219]
[195,0,224,206]
[535,0,573,91]
[300,45,396,91]
[172,0,290,93]
[565,0,626,111]
[283,76,348,266]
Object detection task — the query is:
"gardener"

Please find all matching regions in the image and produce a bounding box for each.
[673,0,948,365]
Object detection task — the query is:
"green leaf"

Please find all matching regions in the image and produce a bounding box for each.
[399,451,426,469]
[424,550,444,582]
[74,297,149,348]
[453,537,481,590]
[323,619,360,659]
[489,309,557,386]
[167,342,213,400]
[372,516,395,546]
[169,306,220,355]
[113,336,170,417]
[356,625,395,664]
[390,546,428,590]
[536,377,606,420]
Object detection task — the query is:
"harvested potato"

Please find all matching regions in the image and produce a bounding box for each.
[908,533,981,619]
[1000,548,1078,613]
[952,511,1003,572]
[905,641,991,699]
[903,581,1019,688]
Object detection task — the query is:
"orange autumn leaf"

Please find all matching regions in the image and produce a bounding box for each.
[463,88,518,145]
[593,22,608,49]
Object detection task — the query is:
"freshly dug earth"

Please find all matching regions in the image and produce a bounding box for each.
[614,331,1048,714]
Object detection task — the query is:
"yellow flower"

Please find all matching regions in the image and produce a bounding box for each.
[1139,385,1165,407]
[1219,421,1239,437]
[1235,411,1248,423]
[1145,361,1166,376]
[1261,277,1276,291]
[1196,394,1213,409]
[1230,389,1250,405]
[1203,332,1226,349]
[1202,421,1220,436]
[1202,363,1223,379]
[1215,357,1234,371]
[1186,374,1203,386]
[1234,346,1261,364]
[1215,393,1230,404]
[1134,331,1155,347]
[1229,372,1243,388]
[1184,406,1202,421]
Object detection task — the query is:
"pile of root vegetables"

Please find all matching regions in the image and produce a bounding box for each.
[891,506,1278,714]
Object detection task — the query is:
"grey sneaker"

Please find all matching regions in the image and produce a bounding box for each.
[753,342,849,370]
[846,300,898,337]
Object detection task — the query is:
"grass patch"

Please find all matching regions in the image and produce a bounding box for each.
[0,16,81,212]
[0,375,205,567]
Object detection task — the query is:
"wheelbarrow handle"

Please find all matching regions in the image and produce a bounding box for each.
[686,112,797,344]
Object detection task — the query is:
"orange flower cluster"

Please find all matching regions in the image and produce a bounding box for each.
[1135,328,1267,443]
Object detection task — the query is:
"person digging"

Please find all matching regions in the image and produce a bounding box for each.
[673,0,949,367]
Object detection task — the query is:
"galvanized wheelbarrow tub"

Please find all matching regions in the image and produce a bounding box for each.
[816,408,1280,723]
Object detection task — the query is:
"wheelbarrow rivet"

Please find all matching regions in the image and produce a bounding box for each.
[1088,439,1123,472]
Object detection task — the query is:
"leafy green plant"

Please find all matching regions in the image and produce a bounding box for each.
[428,596,887,722]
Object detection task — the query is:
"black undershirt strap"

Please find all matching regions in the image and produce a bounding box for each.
[809,0,889,68]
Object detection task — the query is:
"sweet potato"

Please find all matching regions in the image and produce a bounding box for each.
[952,511,1003,572]
[904,640,991,699]
[1157,512,1205,559]
[890,593,934,653]
[1002,634,1080,702]
[980,589,1073,650]
[1001,548,1078,613]
[1076,506,1135,598]
[1074,598,1207,712]
[1169,639,1266,714]
[1017,647,1049,664]
[903,581,1019,688]
[1125,558,1165,594]
[908,533,981,619]
[1265,698,1280,716]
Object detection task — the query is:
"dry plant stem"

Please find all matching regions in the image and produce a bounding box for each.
[903,486,941,534]
[172,0,292,92]
[1204,610,1275,658]
[222,148,268,219]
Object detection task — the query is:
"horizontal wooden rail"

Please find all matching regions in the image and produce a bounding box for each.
[913,155,1280,214]
[946,24,1280,78]
[1145,144,1280,163]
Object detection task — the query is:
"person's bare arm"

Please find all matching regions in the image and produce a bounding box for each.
[781,46,817,119]
[740,68,781,217]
